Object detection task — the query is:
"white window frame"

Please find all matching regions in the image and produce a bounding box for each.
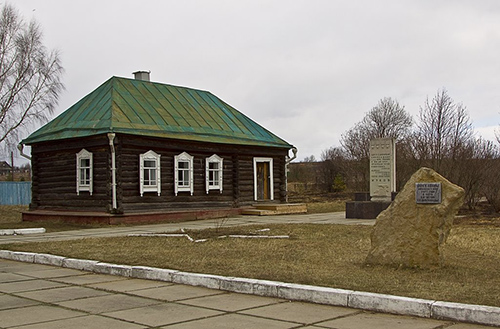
[140,150,161,196]
[174,152,194,196]
[253,157,274,201]
[205,154,223,194]
[76,149,93,195]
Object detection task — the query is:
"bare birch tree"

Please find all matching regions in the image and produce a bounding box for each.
[0,3,64,150]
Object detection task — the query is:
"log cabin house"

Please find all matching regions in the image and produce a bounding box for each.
[20,72,300,223]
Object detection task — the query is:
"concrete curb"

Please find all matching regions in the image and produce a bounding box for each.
[0,228,46,236]
[0,250,498,327]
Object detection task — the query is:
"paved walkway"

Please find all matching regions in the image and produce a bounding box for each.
[0,212,496,328]
[0,212,373,245]
[0,259,491,329]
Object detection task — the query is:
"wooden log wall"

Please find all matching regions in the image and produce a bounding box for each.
[29,133,290,213]
[30,135,111,212]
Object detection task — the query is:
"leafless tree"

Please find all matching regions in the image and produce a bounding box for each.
[362,97,413,139]
[412,89,474,174]
[457,138,499,209]
[302,155,316,162]
[319,147,346,192]
[340,97,412,161]
[339,97,412,190]
[0,3,64,151]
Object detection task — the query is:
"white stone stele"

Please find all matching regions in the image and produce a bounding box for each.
[1,249,499,327]
[369,138,396,202]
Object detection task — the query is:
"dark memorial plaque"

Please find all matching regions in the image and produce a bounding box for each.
[415,183,442,204]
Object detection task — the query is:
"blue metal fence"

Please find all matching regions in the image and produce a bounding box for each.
[0,182,31,205]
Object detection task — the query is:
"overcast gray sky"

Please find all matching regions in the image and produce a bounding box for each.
[14,0,500,161]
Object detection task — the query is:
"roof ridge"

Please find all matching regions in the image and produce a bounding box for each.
[111,75,212,94]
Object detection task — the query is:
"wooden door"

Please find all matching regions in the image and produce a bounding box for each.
[256,161,270,200]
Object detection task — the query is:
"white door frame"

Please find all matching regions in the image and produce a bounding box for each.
[253,157,274,201]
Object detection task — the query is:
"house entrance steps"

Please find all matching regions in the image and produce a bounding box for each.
[241,203,307,216]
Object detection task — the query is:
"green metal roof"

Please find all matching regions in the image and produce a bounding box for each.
[22,76,293,149]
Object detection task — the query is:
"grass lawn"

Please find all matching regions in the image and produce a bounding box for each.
[0,202,346,232]
[2,223,499,308]
[0,206,112,232]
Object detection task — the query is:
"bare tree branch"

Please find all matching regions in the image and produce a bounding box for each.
[0,3,64,151]
[340,97,412,161]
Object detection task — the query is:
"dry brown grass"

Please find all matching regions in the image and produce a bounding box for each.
[0,205,27,223]
[306,200,346,213]
[3,223,500,307]
[0,205,110,232]
[0,201,344,233]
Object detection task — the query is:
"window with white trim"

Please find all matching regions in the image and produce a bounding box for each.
[175,152,194,196]
[76,149,93,195]
[140,150,161,196]
[174,152,193,196]
[206,154,223,194]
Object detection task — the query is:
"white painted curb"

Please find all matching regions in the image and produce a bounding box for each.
[0,228,46,235]
[349,291,433,318]
[0,250,498,327]
[432,301,500,327]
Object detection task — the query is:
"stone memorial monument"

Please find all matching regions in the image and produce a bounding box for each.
[369,138,396,202]
[345,138,396,219]
[365,167,464,268]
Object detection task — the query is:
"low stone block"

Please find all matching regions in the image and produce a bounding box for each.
[349,291,433,317]
[93,262,132,277]
[219,276,256,294]
[251,279,282,297]
[0,250,13,259]
[345,201,390,219]
[131,266,177,282]
[9,251,36,262]
[432,301,500,327]
[13,228,46,235]
[172,271,223,289]
[62,258,99,271]
[279,283,350,307]
[34,253,65,266]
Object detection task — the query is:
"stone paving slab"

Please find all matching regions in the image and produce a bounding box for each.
[160,313,298,329]
[14,267,86,279]
[127,283,225,301]
[316,311,447,329]
[0,258,497,328]
[0,272,32,283]
[13,314,147,329]
[15,285,110,303]
[87,277,172,292]
[0,293,40,310]
[239,301,361,325]
[56,293,161,314]
[447,324,500,329]
[51,272,128,285]
[103,303,223,327]
[0,278,66,293]
[178,291,284,312]
[0,304,85,327]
